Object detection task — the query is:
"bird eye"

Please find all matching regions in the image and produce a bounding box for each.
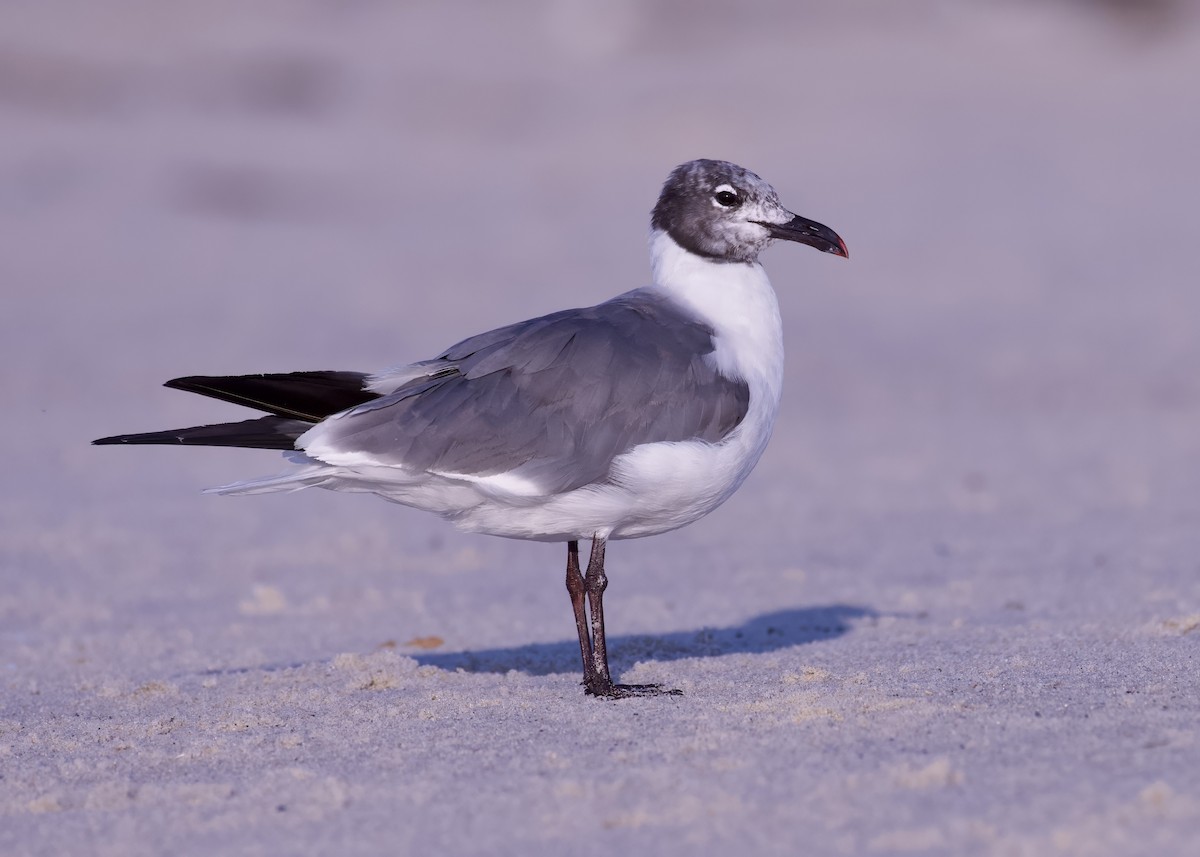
[714,190,740,207]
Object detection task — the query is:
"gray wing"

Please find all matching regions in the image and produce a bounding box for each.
[306,289,750,494]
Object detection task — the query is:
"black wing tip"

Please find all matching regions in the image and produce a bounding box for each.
[92,430,187,446]
[90,416,308,449]
[160,371,376,421]
[163,374,235,393]
[164,371,371,387]
[163,375,200,390]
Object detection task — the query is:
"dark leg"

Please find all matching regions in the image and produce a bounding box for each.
[578,536,682,699]
[564,540,596,687]
[583,537,614,691]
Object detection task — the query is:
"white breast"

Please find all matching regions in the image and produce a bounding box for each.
[647,229,785,403]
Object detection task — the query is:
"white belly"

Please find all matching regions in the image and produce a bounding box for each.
[443,391,779,541]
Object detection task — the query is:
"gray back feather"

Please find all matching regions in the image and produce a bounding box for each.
[314,289,750,494]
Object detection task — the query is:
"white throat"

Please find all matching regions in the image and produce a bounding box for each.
[648,229,784,395]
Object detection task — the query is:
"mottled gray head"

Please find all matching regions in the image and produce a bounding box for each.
[651,159,847,264]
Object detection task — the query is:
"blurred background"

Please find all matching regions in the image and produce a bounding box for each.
[2,0,1198,669]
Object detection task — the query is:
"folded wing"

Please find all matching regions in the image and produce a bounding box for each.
[303,290,750,494]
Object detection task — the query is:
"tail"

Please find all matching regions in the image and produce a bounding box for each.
[92,371,378,450]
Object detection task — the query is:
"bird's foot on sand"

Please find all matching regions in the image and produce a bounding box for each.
[584,680,684,699]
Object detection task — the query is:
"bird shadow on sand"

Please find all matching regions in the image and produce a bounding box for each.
[411,603,876,677]
[186,603,876,682]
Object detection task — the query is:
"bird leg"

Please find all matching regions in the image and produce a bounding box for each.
[564,536,681,699]
[583,536,614,692]
[564,540,596,686]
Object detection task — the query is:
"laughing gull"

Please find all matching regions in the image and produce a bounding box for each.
[94,159,847,698]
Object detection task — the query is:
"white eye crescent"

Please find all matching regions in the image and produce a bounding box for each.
[713,184,740,208]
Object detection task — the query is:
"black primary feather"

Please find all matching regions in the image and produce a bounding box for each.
[92,416,313,449]
[164,371,374,421]
[92,371,376,449]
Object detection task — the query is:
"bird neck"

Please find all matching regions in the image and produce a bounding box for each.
[647,229,784,390]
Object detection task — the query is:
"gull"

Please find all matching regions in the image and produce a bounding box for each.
[94,159,848,698]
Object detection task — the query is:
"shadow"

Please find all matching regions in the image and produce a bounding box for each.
[181,603,878,683]
[412,603,876,677]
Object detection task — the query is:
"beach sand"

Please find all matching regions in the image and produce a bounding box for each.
[3,2,1199,853]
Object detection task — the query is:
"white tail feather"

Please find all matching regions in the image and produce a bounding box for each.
[206,465,331,496]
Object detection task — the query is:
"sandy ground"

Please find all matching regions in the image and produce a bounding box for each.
[3,1,1199,854]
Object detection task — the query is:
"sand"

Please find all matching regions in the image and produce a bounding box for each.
[3,1,1199,854]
